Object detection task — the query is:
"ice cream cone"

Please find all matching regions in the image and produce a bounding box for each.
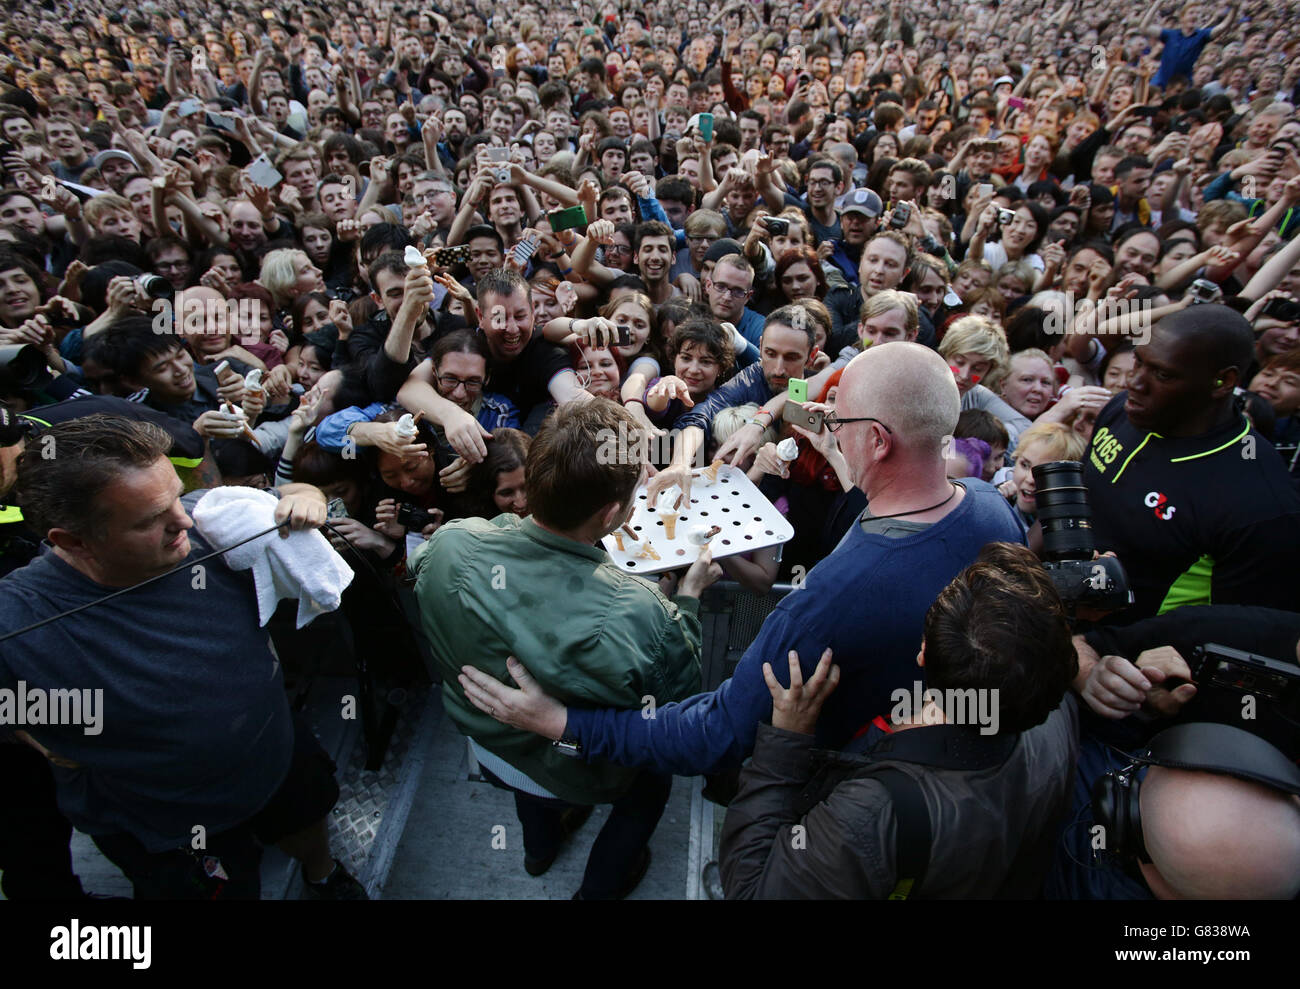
[659,511,678,539]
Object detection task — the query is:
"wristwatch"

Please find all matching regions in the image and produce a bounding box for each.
[552,733,582,757]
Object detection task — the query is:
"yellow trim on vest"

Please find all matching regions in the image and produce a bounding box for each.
[1169,423,1251,463]
[1158,554,1214,614]
[1110,431,1159,484]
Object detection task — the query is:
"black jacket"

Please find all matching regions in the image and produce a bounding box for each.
[720,698,1079,898]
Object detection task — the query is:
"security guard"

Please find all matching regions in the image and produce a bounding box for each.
[1083,305,1300,623]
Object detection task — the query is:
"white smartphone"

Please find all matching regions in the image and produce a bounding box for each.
[246,153,283,189]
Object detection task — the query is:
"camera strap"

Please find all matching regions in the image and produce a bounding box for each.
[796,726,1019,899]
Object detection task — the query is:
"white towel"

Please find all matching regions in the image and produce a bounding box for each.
[191,487,354,629]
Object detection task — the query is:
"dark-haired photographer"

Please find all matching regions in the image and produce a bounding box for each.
[719,542,1080,899]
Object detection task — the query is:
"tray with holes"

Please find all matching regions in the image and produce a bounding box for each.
[600,463,794,576]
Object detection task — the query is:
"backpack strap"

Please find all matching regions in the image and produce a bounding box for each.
[870,767,931,900]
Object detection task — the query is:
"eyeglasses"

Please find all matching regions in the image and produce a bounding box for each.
[605,244,631,255]
[825,413,892,434]
[708,280,751,299]
[413,189,450,203]
[436,373,485,392]
[686,234,717,244]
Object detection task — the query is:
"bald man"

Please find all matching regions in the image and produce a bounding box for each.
[1141,767,1300,899]
[1050,756,1300,900]
[457,342,1027,775]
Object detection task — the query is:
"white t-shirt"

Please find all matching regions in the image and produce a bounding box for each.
[981,240,1044,272]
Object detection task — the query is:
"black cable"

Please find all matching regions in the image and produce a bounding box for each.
[0,519,417,644]
[0,521,287,643]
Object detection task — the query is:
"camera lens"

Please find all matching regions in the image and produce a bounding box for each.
[136,274,175,300]
[1032,460,1094,561]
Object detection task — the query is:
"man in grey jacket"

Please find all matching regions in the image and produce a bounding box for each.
[719,542,1079,899]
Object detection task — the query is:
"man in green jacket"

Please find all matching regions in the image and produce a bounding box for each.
[410,398,720,898]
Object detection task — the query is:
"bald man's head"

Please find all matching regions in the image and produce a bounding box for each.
[1139,766,1300,900]
[840,341,960,452]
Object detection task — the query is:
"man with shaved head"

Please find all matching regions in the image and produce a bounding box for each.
[455,341,1026,779]
[1140,767,1300,899]
[1083,304,1300,622]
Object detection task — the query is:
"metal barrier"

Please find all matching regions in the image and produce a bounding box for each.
[697,581,796,691]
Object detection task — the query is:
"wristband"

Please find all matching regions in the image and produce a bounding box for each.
[561,267,573,275]
[624,397,646,408]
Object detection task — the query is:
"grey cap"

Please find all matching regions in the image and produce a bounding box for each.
[92,149,139,170]
[836,187,883,217]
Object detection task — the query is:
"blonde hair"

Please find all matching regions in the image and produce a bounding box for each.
[259,249,308,308]
[1013,420,1086,462]
[713,403,777,447]
[83,193,134,230]
[1009,347,1054,374]
[938,315,1010,391]
[858,288,918,335]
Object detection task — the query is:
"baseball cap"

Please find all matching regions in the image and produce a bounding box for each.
[703,238,745,264]
[993,76,1015,89]
[836,187,883,217]
[92,149,139,171]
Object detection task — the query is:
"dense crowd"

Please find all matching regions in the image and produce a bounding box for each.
[0,0,1298,902]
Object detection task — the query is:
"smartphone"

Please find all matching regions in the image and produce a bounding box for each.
[1007,96,1026,110]
[615,324,632,346]
[697,112,714,142]
[786,378,808,403]
[548,204,588,231]
[326,497,349,520]
[205,111,239,132]
[782,402,824,432]
[976,182,994,199]
[890,202,912,230]
[433,245,471,267]
[512,235,538,266]
[245,153,283,189]
[177,98,203,117]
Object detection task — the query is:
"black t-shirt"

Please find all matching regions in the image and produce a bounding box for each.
[146,363,224,428]
[488,334,571,425]
[1083,393,1300,623]
[23,394,205,465]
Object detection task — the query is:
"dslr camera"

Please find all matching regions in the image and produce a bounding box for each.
[1032,461,1133,613]
[1185,643,1300,723]
[397,503,438,531]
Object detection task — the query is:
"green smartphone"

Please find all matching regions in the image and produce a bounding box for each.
[786,378,808,403]
[548,204,588,231]
[698,112,714,142]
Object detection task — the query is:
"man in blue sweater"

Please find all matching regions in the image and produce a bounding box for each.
[458,342,1027,775]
